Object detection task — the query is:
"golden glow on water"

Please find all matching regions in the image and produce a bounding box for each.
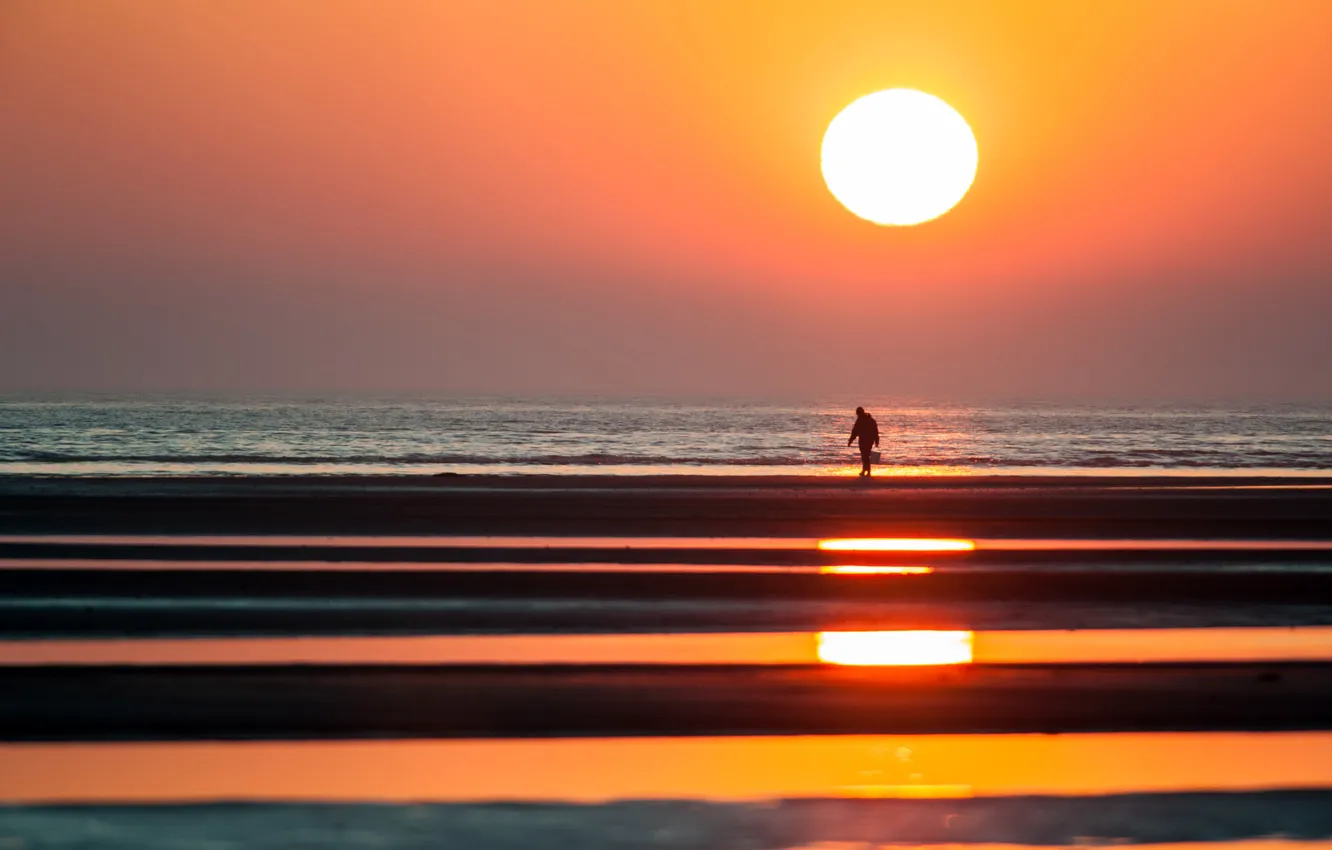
[5,733,1332,804]
[978,538,1332,551]
[0,633,814,666]
[819,538,975,552]
[820,565,934,575]
[817,631,974,666]
[8,534,1330,553]
[9,627,1332,666]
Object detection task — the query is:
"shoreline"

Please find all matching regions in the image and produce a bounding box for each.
[4,471,1332,489]
[6,465,1332,479]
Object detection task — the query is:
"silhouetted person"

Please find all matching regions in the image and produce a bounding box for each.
[847,406,880,477]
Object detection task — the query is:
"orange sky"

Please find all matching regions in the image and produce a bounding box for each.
[3,0,1330,398]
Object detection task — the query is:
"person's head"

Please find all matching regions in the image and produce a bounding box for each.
[855,406,865,416]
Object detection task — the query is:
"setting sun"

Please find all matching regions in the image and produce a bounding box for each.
[821,89,979,226]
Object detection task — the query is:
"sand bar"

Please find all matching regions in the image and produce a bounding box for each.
[4,661,1332,740]
[2,474,1332,538]
[7,566,1332,636]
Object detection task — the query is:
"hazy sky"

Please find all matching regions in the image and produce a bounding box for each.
[3,0,1330,400]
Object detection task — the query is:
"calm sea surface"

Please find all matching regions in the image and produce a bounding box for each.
[1,396,1329,476]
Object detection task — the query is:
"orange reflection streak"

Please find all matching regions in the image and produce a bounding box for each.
[7,733,1332,804]
[820,565,934,575]
[818,538,975,552]
[817,631,975,666]
[15,626,1332,667]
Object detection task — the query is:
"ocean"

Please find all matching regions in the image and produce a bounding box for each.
[2,395,1330,476]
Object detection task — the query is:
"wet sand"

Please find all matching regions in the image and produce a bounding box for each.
[4,475,1332,636]
[7,474,1332,743]
[3,474,1332,538]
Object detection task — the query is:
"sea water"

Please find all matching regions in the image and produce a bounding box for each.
[1,395,1329,476]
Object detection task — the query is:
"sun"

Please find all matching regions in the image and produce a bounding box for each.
[821,89,978,226]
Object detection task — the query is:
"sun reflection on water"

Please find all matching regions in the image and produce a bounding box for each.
[818,538,975,552]
[817,631,975,666]
[820,565,934,575]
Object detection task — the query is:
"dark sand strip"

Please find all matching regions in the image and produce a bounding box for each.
[7,567,1332,636]
[9,597,1332,635]
[7,542,1332,566]
[4,793,1332,848]
[10,565,1332,599]
[4,662,1332,740]
[3,475,1332,538]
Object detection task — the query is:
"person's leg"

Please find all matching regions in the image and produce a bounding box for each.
[860,445,872,476]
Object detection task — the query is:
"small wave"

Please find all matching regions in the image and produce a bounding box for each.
[0,451,816,467]
[4,450,1330,470]
[4,449,81,462]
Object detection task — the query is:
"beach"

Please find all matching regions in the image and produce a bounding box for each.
[5,471,1332,850]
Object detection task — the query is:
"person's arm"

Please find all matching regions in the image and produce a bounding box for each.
[874,421,880,448]
[847,420,859,446]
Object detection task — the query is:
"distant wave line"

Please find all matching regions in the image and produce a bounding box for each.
[2,451,816,467]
